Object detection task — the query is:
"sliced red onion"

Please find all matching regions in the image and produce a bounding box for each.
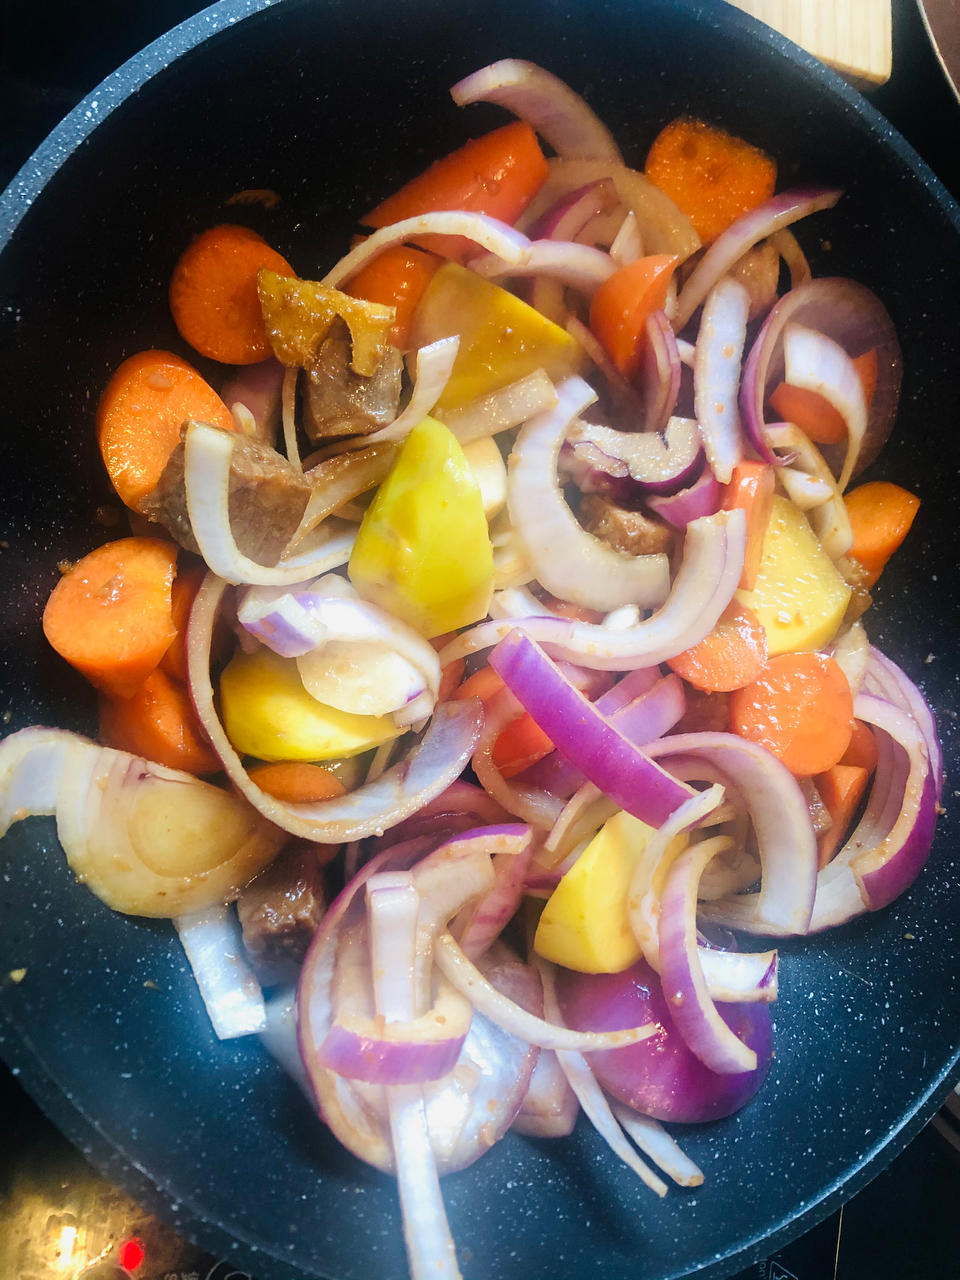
[639,309,681,433]
[188,575,481,841]
[646,468,722,528]
[693,277,749,484]
[473,238,616,293]
[384,781,512,847]
[451,60,623,161]
[174,904,266,1039]
[513,1047,579,1137]
[528,181,610,240]
[437,369,559,446]
[766,423,852,560]
[184,422,356,585]
[561,415,703,498]
[470,687,565,829]
[508,376,671,610]
[863,647,942,800]
[221,357,284,446]
[489,631,695,827]
[453,826,534,960]
[523,158,700,261]
[768,228,811,288]
[281,365,301,471]
[829,621,869,696]
[609,1103,704,1187]
[782,322,867,491]
[293,444,398,547]
[698,947,778,1004]
[610,211,643,266]
[658,840,759,1073]
[0,727,286,918]
[741,277,902,474]
[328,338,460,452]
[435,933,656,1051]
[324,212,531,289]
[676,186,842,329]
[259,987,312,1097]
[778,466,835,510]
[728,240,780,320]
[556,959,773,1123]
[646,733,818,935]
[438,507,745,671]
[563,314,646,416]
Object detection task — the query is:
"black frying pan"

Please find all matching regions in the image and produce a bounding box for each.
[1,2,959,1278]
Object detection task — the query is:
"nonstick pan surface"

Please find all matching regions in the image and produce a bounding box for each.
[1,2,958,1278]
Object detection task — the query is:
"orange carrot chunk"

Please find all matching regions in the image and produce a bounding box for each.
[43,537,179,698]
[159,564,206,684]
[363,122,549,262]
[452,665,553,778]
[840,718,879,774]
[645,116,777,245]
[347,245,443,347]
[98,666,221,776]
[97,349,236,512]
[768,349,879,446]
[843,480,920,588]
[667,602,768,693]
[722,460,775,590]
[169,223,294,365]
[588,254,679,379]
[246,761,348,803]
[730,652,853,778]
[815,763,871,868]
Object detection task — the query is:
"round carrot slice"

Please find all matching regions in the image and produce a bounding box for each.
[668,602,768,693]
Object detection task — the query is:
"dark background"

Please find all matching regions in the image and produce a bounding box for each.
[1,2,958,1279]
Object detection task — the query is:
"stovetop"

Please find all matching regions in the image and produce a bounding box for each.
[2,1,959,1278]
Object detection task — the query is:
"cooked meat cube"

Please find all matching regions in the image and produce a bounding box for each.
[304,318,403,442]
[142,421,311,564]
[237,844,327,986]
[579,493,675,557]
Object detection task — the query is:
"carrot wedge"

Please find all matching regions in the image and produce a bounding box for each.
[667,602,768,692]
[816,763,871,868]
[843,480,920,587]
[98,666,221,776]
[347,245,443,347]
[246,761,347,803]
[722,460,775,590]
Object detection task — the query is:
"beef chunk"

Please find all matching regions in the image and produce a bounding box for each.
[237,844,327,986]
[142,422,311,564]
[304,318,403,442]
[579,493,675,557]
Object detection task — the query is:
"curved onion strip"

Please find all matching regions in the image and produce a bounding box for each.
[221,357,284,446]
[281,365,301,471]
[640,310,682,433]
[862,647,942,800]
[513,1047,579,1138]
[536,959,669,1197]
[187,574,482,841]
[610,1103,704,1187]
[470,687,565,829]
[769,228,811,288]
[451,60,623,161]
[767,424,853,559]
[474,238,617,291]
[439,509,745,672]
[562,416,703,497]
[564,314,646,415]
[693,277,749,484]
[676,186,842,328]
[610,211,643,266]
[326,338,460,453]
[646,734,817,935]
[543,783,614,863]
[174,905,266,1039]
[454,828,534,960]
[522,158,700,261]
[647,468,723,528]
[698,947,778,1004]
[184,422,356,585]
[435,933,656,1051]
[782,323,867,492]
[508,377,670,611]
[292,444,398,546]
[324,212,531,289]
[778,468,834,510]
[437,369,559,445]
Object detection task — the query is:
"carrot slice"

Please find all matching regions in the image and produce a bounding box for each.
[159,564,205,683]
[43,537,178,697]
[843,480,920,587]
[730,652,853,778]
[768,350,879,446]
[169,224,294,364]
[347,245,442,347]
[452,665,553,777]
[363,122,549,262]
[98,665,221,776]
[588,254,679,378]
[815,763,871,868]
[246,761,347,803]
[667,602,768,693]
[97,349,236,512]
[645,116,776,244]
[840,718,879,773]
[722,460,775,590]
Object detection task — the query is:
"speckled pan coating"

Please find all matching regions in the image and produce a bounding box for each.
[0,2,958,1279]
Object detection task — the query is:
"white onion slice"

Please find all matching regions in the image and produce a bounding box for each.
[693,277,749,484]
[174,905,266,1039]
[438,508,745,671]
[473,238,617,291]
[610,211,642,265]
[437,369,559,446]
[781,322,867,492]
[609,1104,704,1187]
[451,60,623,161]
[508,377,671,611]
[281,365,301,471]
[767,423,853,560]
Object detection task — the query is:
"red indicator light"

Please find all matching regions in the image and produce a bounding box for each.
[118,1237,146,1272]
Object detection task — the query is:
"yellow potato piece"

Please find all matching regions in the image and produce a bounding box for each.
[737,494,851,656]
[534,811,686,974]
[407,262,584,413]
[220,648,400,762]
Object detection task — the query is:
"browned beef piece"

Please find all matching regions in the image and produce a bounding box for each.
[142,422,311,564]
[579,493,675,558]
[304,318,403,442]
[237,844,328,986]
